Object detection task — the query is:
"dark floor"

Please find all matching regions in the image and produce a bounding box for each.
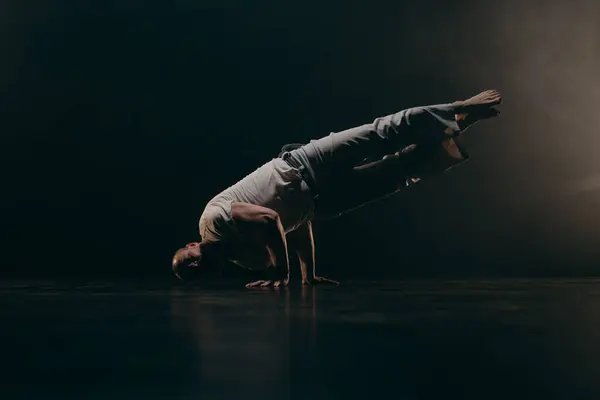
[2,279,600,399]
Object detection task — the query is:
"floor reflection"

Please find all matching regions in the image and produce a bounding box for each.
[3,280,600,399]
[170,288,294,399]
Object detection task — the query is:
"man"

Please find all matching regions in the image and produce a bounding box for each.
[172,90,502,287]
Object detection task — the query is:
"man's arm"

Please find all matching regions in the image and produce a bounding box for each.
[230,202,290,287]
[286,222,314,284]
[286,222,339,286]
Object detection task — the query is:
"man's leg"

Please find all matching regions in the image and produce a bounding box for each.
[314,136,470,218]
[316,90,501,169]
[288,90,501,217]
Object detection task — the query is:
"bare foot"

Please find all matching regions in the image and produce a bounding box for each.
[452,90,502,113]
[450,90,502,132]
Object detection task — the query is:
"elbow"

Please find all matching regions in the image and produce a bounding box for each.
[263,209,280,224]
[264,212,281,230]
[263,212,284,237]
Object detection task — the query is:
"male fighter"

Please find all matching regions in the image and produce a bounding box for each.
[172,90,502,287]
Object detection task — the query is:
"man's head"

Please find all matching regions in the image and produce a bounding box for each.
[171,242,207,281]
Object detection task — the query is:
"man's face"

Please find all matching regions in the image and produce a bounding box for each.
[184,242,201,267]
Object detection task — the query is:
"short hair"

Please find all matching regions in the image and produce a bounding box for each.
[171,247,198,281]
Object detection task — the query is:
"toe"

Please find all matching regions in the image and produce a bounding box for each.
[486,93,502,105]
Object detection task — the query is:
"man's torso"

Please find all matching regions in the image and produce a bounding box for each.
[199,158,315,243]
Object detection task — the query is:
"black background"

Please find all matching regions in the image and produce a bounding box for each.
[2,0,600,280]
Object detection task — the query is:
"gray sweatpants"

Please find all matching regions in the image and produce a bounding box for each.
[287,103,470,218]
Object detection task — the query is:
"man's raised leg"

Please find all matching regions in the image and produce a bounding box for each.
[315,90,502,169]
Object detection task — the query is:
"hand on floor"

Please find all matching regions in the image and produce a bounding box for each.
[245,278,289,288]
